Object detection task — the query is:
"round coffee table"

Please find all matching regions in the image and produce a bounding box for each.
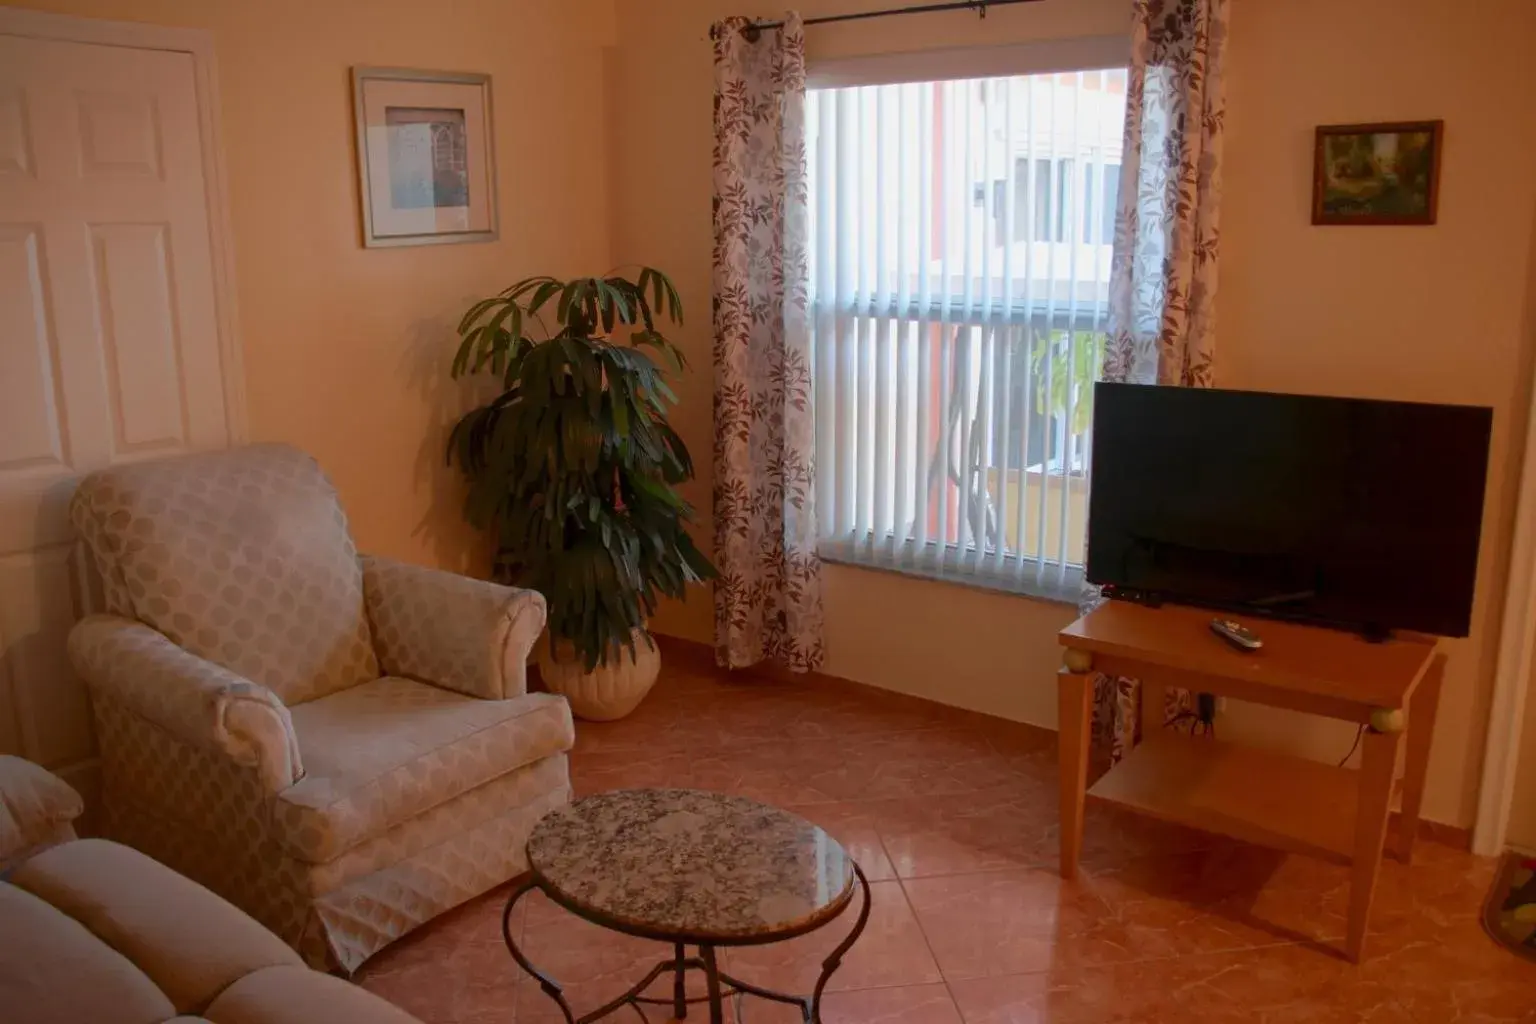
[503,788,871,1024]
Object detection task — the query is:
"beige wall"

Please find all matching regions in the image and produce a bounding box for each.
[611,0,1536,829]
[10,0,616,573]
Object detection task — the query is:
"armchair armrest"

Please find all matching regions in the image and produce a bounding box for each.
[68,615,302,791]
[360,554,547,700]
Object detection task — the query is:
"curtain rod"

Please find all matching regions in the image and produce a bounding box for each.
[713,0,1045,41]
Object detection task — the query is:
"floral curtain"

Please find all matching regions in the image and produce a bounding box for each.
[1092,0,1230,767]
[710,13,825,673]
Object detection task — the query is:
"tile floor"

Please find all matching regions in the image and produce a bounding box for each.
[357,651,1535,1023]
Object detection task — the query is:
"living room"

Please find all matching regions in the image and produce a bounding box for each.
[3,0,1536,1021]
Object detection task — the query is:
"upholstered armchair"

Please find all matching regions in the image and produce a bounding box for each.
[67,444,573,973]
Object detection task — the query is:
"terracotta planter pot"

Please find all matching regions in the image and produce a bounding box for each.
[536,629,660,721]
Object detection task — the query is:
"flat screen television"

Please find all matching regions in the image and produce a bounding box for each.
[1086,383,1493,637]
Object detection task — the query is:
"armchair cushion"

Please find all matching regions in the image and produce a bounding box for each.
[69,615,303,792]
[275,680,573,863]
[70,444,379,706]
[361,554,546,701]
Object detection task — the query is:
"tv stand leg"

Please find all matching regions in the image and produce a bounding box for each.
[1395,653,1445,864]
[1058,650,1094,880]
[1347,723,1402,962]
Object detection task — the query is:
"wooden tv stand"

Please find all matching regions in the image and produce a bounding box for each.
[1056,600,1444,963]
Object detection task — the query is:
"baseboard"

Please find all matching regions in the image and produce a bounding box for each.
[1409,816,1472,851]
[647,631,1476,851]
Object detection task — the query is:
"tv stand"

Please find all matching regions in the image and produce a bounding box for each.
[1056,601,1443,963]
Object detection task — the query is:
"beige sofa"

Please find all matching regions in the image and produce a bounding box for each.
[67,444,574,972]
[2,838,424,1024]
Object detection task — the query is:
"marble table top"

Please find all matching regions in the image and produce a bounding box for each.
[526,788,856,942]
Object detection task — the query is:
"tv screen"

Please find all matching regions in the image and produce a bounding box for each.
[1086,383,1493,637]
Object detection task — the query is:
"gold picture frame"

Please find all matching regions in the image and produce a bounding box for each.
[351,66,499,247]
[1312,120,1443,226]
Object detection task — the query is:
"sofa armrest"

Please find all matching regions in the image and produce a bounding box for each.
[68,615,302,791]
[360,554,547,700]
[0,756,83,872]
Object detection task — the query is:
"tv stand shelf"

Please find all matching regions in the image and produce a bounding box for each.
[1057,601,1443,963]
[1090,731,1361,865]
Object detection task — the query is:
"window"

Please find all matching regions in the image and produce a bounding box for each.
[808,66,1127,598]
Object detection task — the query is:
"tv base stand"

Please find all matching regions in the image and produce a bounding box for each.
[1056,601,1443,963]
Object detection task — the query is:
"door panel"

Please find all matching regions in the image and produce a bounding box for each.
[0,86,30,175]
[90,222,190,455]
[0,29,234,780]
[0,224,67,472]
[76,90,163,179]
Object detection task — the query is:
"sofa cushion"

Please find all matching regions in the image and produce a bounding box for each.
[10,839,302,1014]
[204,966,423,1024]
[0,881,176,1024]
[277,679,573,863]
[0,754,82,871]
[70,443,379,705]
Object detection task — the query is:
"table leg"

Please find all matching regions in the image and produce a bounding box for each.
[701,944,724,1024]
[1347,724,1402,962]
[673,942,688,1019]
[1058,662,1094,880]
[1395,653,1445,864]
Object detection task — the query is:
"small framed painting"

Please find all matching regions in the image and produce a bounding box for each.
[1312,120,1444,226]
[351,67,498,247]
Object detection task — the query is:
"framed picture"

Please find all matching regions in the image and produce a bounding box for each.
[351,66,498,247]
[1312,120,1443,226]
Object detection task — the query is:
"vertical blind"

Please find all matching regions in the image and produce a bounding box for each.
[808,68,1128,598]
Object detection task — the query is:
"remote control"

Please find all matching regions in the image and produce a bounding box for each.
[1210,618,1263,651]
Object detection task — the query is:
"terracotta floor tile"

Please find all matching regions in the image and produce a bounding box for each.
[815,984,966,1023]
[1360,914,1536,1022]
[950,945,1419,1024]
[783,801,898,881]
[690,740,859,805]
[359,938,520,1024]
[903,869,1180,979]
[948,966,1185,1024]
[569,747,702,796]
[1078,846,1351,953]
[514,891,677,1022]
[722,880,942,994]
[873,786,1058,879]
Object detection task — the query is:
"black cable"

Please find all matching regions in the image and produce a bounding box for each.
[1338,725,1365,766]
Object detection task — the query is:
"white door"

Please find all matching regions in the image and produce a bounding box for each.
[0,26,237,802]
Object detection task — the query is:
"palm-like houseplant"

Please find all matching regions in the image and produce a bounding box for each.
[447,267,714,720]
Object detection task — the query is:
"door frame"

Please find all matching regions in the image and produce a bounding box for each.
[0,5,248,444]
[1476,261,1536,856]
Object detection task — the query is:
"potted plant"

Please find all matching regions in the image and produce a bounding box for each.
[447,267,715,720]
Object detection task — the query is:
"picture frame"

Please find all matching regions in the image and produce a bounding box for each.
[1312,120,1443,226]
[351,66,498,247]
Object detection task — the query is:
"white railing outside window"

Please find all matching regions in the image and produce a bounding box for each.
[808,68,1127,600]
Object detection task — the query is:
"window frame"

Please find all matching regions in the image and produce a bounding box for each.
[806,39,1129,605]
